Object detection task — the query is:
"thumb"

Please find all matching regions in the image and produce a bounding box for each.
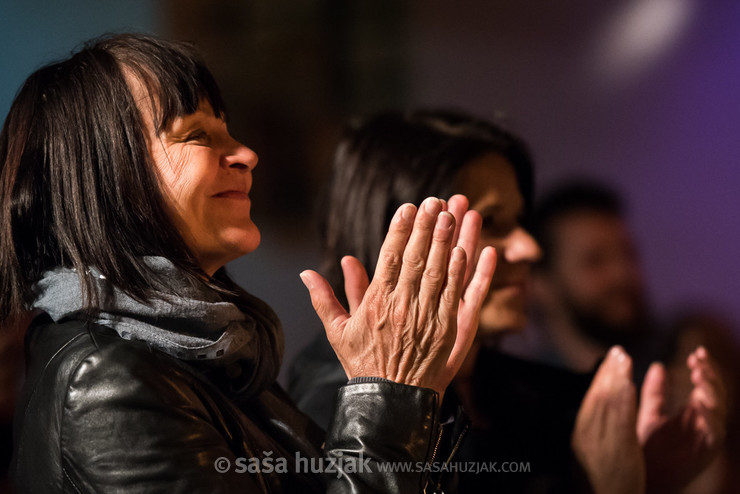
[299,270,350,340]
[637,361,667,443]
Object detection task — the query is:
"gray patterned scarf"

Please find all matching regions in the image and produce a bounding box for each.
[32,256,283,398]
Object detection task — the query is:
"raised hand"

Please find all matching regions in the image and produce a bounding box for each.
[300,196,496,395]
[637,347,727,493]
[572,346,646,494]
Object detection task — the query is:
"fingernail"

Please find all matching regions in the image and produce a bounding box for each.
[400,203,415,220]
[424,197,442,214]
[299,271,313,290]
[696,346,707,359]
[438,211,454,230]
[609,346,626,363]
[452,246,465,261]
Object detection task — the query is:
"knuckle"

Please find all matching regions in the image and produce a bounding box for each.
[402,252,426,273]
[380,250,402,271]
[311,298,327,317]
[440,288,459,307]
[422,265,445,284]
[432,228,452,243]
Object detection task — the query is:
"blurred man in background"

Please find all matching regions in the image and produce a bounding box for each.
[506,182,663,380]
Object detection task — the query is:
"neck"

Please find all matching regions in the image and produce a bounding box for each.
[452,339,498,428]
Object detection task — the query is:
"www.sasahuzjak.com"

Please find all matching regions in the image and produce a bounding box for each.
[213,453,530,478]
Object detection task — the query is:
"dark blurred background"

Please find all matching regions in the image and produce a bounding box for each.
[2,0,739,383]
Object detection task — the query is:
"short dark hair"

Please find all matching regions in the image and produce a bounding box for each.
[319,109,534,304]
[0,33,227,323]
[531,181,624,270]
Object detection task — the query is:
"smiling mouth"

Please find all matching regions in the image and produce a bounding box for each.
[213,191,249,199]
[491,281,526,293]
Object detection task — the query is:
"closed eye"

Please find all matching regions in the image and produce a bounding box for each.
[481,213,518,237]
[184,129,208,143]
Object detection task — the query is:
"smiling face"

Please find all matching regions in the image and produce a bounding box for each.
[142,100,260,275]
[454,153,541,338]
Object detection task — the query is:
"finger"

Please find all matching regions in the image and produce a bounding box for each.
[461,245,496,308]
[684,391,725,451]
[434,246,466,364]
[418,211,456,306]
[691,383,720,415]
[457,210,483,286]
[683,348,727,451]
[586,347,633,400]
[447,194,469,248]
[688,346,720,386]
[397,197,444,289]
[372,203,417,288]
[446,247,496,376]
[689,348,727,415]
[691,397,726,449]
[637,361,667,442]
[688,347,727,411]
[579,347,636,424]
[341,256,369,314]
[299,270,350,341]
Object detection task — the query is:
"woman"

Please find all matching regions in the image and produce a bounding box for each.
[288,110,727,494]
[0,34,496,493]
[288,110,591,492]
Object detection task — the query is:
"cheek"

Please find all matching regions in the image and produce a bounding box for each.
[477,235,503,253]
[155,147,205,211]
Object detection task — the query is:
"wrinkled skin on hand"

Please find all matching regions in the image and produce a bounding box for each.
[300,195,497,395]
[572,346,646,494]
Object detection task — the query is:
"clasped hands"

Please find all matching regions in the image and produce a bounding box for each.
[572,345,727,494]
[300,195,497,395]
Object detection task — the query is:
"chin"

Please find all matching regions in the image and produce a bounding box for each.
[477,304,527,338]
[476,289,528,335]
[223,224,262,257]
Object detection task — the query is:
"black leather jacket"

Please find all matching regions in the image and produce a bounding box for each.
[12,315,444,493]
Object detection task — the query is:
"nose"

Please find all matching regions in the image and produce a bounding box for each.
[503,227,542,264]
[222,136,258,171]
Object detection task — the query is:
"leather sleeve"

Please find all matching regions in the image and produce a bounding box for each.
[57,344,265,494]
[324,382,441,494]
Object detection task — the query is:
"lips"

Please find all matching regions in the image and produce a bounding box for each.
[491,280,527,292]
[212,190,249,199]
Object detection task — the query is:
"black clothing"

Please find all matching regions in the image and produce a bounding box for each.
[289,332,594,493]
[456,346,592,493]
[13,315,445,493]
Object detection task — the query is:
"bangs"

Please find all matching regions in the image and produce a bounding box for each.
[94,33,226,132]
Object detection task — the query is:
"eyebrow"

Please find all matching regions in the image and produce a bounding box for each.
[477,200,525,220]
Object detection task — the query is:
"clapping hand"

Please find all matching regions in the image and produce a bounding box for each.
[637,347,727,492]
[300,196,496,395]
[573,346,727,494]
[572,346,646,494]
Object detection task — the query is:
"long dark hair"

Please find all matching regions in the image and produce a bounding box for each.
[0,33,228,323]
[319,109,534,305]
